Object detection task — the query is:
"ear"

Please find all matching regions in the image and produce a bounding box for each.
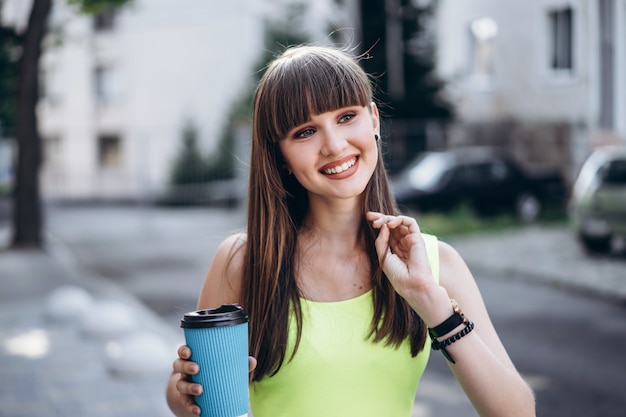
[369,102,380,133]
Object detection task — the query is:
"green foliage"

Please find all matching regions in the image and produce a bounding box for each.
[67,0,132,14]
[407,205,566,238]
[359,0,453,119]
[411,206,518,238]
[170,122,211,185]
[210,5,312,178]
[204,126,237,182]
[0,27,20,132]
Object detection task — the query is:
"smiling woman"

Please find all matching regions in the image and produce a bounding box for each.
[166,45,536,417]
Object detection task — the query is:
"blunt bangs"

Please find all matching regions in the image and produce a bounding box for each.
[256,47,373,142]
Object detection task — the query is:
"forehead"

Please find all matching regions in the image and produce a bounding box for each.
[262,53,372,140]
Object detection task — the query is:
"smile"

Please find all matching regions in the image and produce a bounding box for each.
[321,157,358,175]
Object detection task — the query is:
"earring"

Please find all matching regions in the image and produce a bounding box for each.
[375,134,379,142]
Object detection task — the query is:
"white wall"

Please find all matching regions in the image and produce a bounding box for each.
[38,0,268,199]
[435,0,593,123]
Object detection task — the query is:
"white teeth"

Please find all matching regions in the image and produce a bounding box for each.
[323,158,356,174]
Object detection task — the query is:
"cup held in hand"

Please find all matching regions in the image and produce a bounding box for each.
[181,304,249,417]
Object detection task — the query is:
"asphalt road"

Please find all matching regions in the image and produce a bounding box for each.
[42,204,626,417]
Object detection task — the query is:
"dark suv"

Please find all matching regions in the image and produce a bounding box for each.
[391,147,566,222]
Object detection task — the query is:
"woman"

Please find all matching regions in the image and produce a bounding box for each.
[166,45,535,417]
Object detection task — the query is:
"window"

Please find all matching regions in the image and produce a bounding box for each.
[43,136,63,170]
[94,65,119,104]
[601,160,626,185]
[0,139,14,189]
[93,7,116,31]
[40,66,63,105]
[548,7,574,72]
[98,134,123,167]
[598,0,615,128]
[468,16,498,77]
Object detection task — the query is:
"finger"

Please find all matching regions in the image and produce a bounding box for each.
[385,215,421,234]
[187,401,201,416]
[366,211,385,228]
[173,358,199,376]
[374,223,391,265]
[176,377,204,396]
[365,211,383,220]
[178,345,191,359]
[181,392,201,416]
[249,356,257,372]
[399,215,421,233]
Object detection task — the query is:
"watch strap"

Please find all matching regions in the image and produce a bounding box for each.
[428,300,467,338]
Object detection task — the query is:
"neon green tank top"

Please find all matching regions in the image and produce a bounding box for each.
[250,234,440,417]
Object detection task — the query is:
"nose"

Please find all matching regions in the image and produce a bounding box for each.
[320,127,347,157]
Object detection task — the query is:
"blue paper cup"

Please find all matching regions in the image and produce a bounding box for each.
[181,304,249,417]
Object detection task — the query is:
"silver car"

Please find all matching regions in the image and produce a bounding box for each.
[569,145,626,254]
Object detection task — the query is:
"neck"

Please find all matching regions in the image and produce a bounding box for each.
[301,195,363,247]
[296,195,372,301]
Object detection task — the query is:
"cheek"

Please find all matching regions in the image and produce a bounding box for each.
[280,147,311,174]
[364,134,379,161]
[277,143,294,169]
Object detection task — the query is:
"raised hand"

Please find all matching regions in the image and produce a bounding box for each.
[365,212,440,306]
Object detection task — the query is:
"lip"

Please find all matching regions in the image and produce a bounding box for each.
[319,155,359,178]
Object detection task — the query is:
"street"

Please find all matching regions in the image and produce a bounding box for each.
[42,204,626,417]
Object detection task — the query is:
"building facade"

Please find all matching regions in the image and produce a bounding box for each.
[2,0,347,201]
[37,0,268,200]
[433,0,626,183]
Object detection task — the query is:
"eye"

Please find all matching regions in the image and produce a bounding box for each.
[294,127,315,139]
[339,112,356,123]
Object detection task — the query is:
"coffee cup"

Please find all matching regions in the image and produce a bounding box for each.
[181,304,249,417]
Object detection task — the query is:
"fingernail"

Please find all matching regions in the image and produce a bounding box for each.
[190,364,198,373]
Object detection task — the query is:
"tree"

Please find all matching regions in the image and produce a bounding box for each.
[0,0,131,248]
[213,2,311,182]
[359,0,453,168]
[0,12,20,135]
[170,121,210,186]
[360,0,452,118]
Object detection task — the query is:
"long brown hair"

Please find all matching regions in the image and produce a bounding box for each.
[242,45,427,382]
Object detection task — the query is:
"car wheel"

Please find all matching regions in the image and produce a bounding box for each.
[515,193,541,223]
[578,234,612,254]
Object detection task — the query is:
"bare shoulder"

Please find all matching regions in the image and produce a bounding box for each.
[436,239,478,298]
[197,232,247,309]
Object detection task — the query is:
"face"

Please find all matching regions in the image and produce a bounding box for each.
[278,103,380,204]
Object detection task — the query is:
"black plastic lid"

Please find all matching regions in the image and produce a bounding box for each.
[180,304,248,329]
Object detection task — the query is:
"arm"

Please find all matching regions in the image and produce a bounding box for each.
[436,240,535,416]
[366,212,535,417]
[166,233,247,417]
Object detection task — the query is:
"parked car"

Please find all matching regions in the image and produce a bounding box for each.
[391,147,566,222]
[568,145,626,254]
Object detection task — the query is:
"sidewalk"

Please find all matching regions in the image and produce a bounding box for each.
[446,224,626,303]
[1,214,625,417]
[0,239,181,417]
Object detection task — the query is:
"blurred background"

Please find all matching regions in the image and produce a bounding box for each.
[1,0,625,416]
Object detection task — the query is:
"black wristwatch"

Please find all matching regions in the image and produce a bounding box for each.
[427,299,468,339]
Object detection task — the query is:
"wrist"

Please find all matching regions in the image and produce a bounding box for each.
[404,285,453,327]
[427,299,468,340]
[427,299,474,364]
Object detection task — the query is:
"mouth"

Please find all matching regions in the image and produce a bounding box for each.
[321,156,358,175]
